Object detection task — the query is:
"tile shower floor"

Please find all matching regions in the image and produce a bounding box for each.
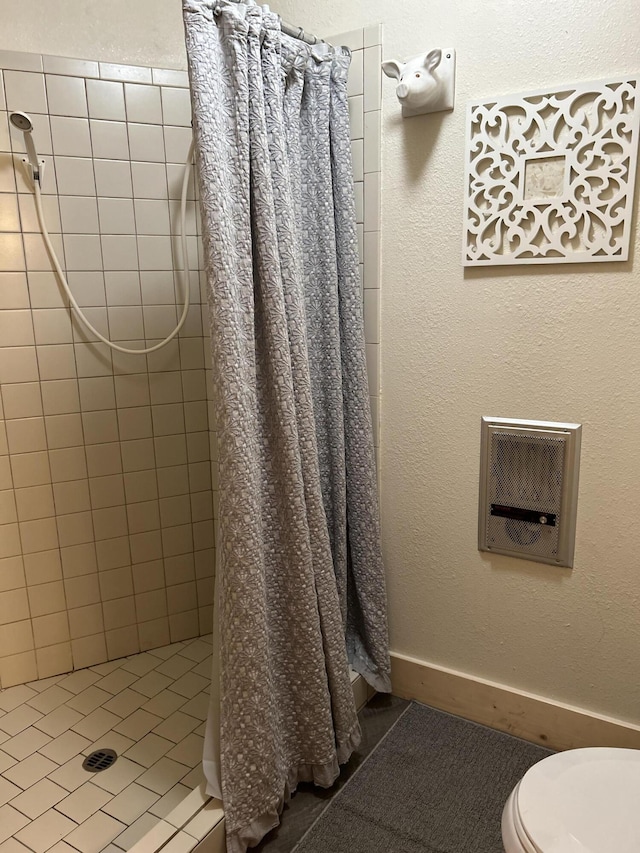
[0,636,216,853]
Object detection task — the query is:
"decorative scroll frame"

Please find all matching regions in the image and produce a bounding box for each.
[462,77,640,266]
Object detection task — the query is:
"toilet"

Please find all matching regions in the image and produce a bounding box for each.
[502,747,640,852]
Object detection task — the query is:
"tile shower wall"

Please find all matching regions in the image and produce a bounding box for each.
[0,51,215,688]
[342,25,382,455]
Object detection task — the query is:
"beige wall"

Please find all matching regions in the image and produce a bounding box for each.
[4,2,640,723]
[0,1,187,70]
[274,0,640,724]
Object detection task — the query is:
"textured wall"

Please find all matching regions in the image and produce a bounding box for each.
[5,1,640,723]
[273,0,640,724]
[0,1,187,70]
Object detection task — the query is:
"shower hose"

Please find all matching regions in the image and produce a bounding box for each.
[27,140,195,355]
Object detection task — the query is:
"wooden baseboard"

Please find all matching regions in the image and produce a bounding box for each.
[391,651,640,752]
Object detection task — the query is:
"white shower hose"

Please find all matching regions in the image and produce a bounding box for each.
[29,140,195,355]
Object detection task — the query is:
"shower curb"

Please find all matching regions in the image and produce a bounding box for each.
[127,674,372,853]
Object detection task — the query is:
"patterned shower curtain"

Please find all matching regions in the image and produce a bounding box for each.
[183,2,391,850]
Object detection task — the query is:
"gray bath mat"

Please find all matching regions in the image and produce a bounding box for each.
[293,701,551,853]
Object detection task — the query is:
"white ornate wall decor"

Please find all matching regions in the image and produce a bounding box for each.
[462,77,640,266]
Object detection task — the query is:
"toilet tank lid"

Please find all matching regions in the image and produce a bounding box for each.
[517,748,640,853]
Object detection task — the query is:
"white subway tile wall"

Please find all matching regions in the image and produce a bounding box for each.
[0,52,215,689]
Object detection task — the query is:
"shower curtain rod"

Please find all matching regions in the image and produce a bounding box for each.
[279,19,324,45]
[220,0,325,45]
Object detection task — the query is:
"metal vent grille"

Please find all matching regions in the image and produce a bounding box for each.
[478,417,582,568]
[486,432,565,561]
[82,749,117,773]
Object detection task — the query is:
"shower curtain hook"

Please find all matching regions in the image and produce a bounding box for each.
[213,5,221,15]
[297,27,305,41]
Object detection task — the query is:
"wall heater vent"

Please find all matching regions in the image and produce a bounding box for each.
[478,417,581,568]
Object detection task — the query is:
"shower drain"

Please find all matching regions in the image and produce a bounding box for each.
[82,749,118,773]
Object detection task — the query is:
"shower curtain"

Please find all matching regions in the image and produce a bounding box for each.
[183,2,391,849]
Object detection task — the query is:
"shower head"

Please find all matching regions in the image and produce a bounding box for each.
[9,111,34,132]
[9,111,41,183]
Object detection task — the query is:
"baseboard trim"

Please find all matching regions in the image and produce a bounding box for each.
[390,651,640,752]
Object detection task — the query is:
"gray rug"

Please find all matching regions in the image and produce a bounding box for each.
[293,702,551,853]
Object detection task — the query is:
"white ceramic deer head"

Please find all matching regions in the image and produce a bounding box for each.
[382,49,456,118]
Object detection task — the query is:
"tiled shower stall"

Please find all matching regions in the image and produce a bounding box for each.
[0,52,216,689]
[0,27,382,694]
[0,22,382,853]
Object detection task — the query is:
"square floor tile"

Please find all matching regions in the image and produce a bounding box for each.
[83,731,134,759]
[140,691,186,720]
[0,777,21,807]
[26,675,65,694]
[119,653,159,677]
[178,640,211,663]
[71,707,120,741]
[154,655,194,681]
[130,671,172,698]
[149,640,180,660]
[90,756,145,795]
[56,670,101,695]
[2,753,57,789]
[0,686,37,713]
[179,764,204,789]
[101,689,147,719]
[63,810,125,853]
[111,812,159,851]
[101,782,158,825]
[147,783,190,819]
[0,838,33,853]
[135,757,190,795]
[148,643,184,661]
[56,781,111,823]
[66,686,112,716]
[34,705,83,738]
[40,729,91,764]
[47,754,94,792]
[9,777,67,818]
[123,733,173,768]
[191,657,213,679]
[93,670,138,695]
[0,751,17,775]
[0,805,29,844]
[15,808,76,853]
[133,818,177,851]
[113,709,162,741]
[3,727,51,761]
[0,705,43,736]
[89,660,122,677]
[168,672,208,700]
[26,685,74,714]
[152,711,200,744]
[177,693,208,721]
